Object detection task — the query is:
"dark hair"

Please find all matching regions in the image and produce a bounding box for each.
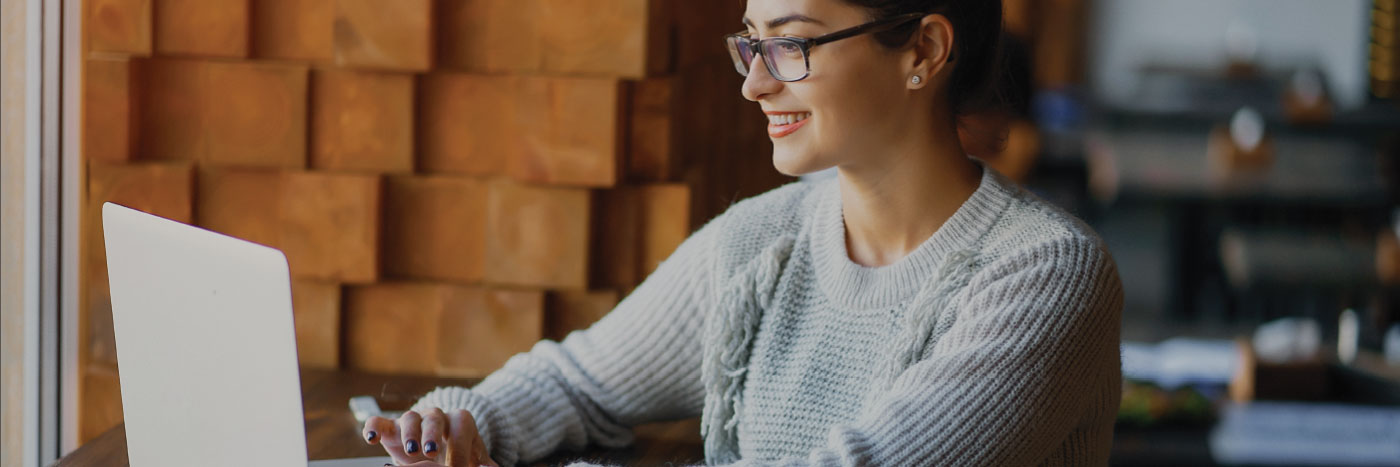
[843,0,1006,117]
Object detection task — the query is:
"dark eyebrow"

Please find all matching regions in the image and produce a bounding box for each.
[741,14,826,30]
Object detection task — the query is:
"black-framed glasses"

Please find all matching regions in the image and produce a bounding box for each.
[724,13,924,82]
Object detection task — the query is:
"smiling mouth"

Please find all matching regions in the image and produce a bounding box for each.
[766,112,811,138]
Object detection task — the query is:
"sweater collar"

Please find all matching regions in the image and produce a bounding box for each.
[811,162,1016,310]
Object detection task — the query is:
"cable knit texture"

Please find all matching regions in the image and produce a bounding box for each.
[411,165,1124,466]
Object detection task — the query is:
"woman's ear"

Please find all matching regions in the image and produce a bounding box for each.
[908,14,955,89]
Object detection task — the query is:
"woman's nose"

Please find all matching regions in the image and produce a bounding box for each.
[741,56,783,102]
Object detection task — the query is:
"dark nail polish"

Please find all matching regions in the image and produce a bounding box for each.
[424,440,438,453]
[405,439,419,454]
[365,431,377,442]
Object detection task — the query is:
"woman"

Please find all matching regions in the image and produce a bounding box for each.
[365,0,1123,465]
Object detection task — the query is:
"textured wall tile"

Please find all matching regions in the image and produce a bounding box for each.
[195,168,283,248]
[154,0,250,57]
[332,0,431,71]
[311,70,414,173]
[251,0,333,61]
[436,0,540,72]
[590,188,642,288]
[638,184,691,277]
[507,76,623,187]
[344,283,442,374]
[436,287,543,377]
[438,0,671,77]
[626,77,676,182]
[417,73,515,177]
[83,58,136,163]
[292,279,342,368]
[139,59,308,168]
[86,0,152,55]
[79,364,124,444]
[278,171,381,283]
[536,0,670,77]
[544,290,619,341]
[484,180,591,289]
[83,161,193,397]
[382,175,487,283]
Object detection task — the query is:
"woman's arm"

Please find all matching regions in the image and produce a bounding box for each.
[735,236,1123,467]
[408,218,722,466]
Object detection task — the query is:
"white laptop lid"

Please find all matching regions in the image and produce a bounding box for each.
[103,202,311,466]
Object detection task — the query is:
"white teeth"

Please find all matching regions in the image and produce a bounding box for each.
[768,112,810,125]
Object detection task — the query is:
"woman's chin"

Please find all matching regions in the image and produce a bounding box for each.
[771,149,828,177]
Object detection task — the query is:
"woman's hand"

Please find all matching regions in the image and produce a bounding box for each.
[363,408,498,466]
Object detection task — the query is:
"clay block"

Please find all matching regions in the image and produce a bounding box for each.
[83,58,136,163]
[345,283,543,376]
[79,364,125,444]
[590,188,642,288]
[86,161,195,271]
[382,175,487,283]
[484,180,591,289]
[507,76,624,187]
[436,287,544,377]
[332,0,431,71]
[291,279,341,368]
[154,0,249,57]
[436,0,540,72]
[545,290,619,341]
[537,0,671,77]
[437,0,671,77]
[195,168,283,248]
[590,184,690,287]
[419,74,623,187]
[139,59,308,168]
[344,283,442,375]
[87,0,152,55]
[311,70,414,173]
[251,0,334,61]
[278,171,380,283]
[638,184,691,277]
[84,162,194,373]
[626,77,676,182]
[417,73,515,177]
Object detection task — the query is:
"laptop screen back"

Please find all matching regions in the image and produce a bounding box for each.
[102,202,309,467]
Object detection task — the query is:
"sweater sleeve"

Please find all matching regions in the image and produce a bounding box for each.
[731,236,1123,467]
[409,217,721,466]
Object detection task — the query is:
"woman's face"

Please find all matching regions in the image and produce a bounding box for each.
[741,0,920,176]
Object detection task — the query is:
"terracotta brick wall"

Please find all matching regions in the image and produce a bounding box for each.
[77,0,786,444]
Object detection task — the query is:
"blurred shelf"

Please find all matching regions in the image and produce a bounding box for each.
[1084,125,1387,206]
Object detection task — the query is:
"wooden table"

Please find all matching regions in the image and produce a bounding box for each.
[52,369,703,466]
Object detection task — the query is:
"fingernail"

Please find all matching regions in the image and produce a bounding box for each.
[365,431,376,442]
[405,439,419,454]
[424,440,438,453]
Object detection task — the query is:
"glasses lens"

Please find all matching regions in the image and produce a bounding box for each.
[763,39,808,81]
[726,36,752,76]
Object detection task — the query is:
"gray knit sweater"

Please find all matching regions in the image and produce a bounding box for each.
[412,165,1124,466]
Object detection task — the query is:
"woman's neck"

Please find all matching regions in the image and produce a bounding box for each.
[836,124,982,268]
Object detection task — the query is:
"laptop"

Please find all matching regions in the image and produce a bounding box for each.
[102,202,391,467]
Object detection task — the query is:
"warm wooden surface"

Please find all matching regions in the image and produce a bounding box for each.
[52,369,704,466]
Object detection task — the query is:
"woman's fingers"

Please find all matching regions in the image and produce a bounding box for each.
[446,409,490,467]
[419,408,447,460]
[397,411,428,462]
[364,416,414,465]
[363,415,394,445]
[473,435,498,467]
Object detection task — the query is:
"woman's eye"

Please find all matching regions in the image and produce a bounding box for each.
[778,42,802,55]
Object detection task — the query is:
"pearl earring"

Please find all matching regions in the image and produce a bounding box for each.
[911,75,922,85]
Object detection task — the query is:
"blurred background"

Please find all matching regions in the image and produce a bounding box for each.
[3,0,1399,465]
